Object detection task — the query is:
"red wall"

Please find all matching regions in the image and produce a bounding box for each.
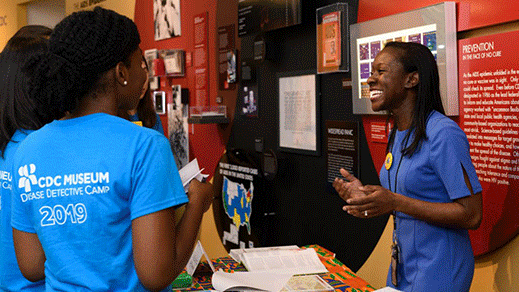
[134,0,225,178]
[358,0,518,31]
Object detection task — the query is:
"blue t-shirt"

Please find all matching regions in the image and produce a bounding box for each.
[380,111,482,292]
[11,114,188,291]
[0,130,45,291]
[129,113,164,135]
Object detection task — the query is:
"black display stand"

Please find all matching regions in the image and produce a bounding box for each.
[215,0,388,273]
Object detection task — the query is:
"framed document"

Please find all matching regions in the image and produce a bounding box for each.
[278,71,320,155]
[316,3,349,74]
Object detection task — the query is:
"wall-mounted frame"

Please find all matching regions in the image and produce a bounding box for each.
[161,49,185,77]
[278,71,320,156]
[154,0,181,40]
[144,48,158,77]
[316,3,350,74]
[153,91,166,114]
[350,2,458,115]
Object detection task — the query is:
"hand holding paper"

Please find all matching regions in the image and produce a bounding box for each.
[179,158,209,193]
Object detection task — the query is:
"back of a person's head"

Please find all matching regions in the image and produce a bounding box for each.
[26,7,141,119]
[0,25,52,157]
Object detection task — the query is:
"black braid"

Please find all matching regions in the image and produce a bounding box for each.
[27,7,141,117]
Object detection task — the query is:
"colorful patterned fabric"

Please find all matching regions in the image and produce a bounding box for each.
[173,245,375,292]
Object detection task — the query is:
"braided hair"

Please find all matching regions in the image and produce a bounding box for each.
[384,41,445,157]
[26,7,141,120]
[0,25,52,157]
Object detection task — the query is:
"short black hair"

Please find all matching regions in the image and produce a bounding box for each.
[384,41,445,157]
[0,25,52,157]
[26,7,141,119]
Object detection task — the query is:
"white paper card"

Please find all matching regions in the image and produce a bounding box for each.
[185,240,215,276]
[212,270,293,292]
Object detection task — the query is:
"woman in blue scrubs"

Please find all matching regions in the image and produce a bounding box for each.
[333,42,482,292]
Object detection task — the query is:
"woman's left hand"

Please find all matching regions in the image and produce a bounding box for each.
[343,185,397,218]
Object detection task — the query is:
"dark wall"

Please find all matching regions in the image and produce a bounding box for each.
[222,0,389,272]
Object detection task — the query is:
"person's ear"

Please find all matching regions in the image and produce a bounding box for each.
[114,62,130,87]
[404,71,419,89]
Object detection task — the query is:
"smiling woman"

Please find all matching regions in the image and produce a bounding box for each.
[333,42,482,292]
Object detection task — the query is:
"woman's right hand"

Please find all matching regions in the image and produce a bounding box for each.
[187,179,214,213]
[333,168,367,202]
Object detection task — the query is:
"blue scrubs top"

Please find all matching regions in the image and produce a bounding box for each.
[379,111,482,292]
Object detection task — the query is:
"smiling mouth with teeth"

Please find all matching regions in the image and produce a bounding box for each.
[370,90,382,100]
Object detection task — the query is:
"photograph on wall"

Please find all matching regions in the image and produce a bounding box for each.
[161,49,185,77]
[218,24,237,90]
[168,85,189,170]
[154,0,181,40]
[240,83,258,117]
[144,48,158,77]
[227,50,237,84]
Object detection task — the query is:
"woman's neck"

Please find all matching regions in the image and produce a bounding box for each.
[391,92,416,131]
[61,93,118,120]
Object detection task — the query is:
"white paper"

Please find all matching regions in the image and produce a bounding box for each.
[178,158,209,192]
[229,245,300,263]
[211,270,293,292]
[184,240,215,276]
[374,287,404,292]
[239,248,328,275]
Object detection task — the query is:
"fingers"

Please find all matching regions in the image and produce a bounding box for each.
[342,203,378,218]
[339,168,357,182]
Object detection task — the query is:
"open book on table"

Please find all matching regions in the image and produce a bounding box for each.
[228,246,328,275]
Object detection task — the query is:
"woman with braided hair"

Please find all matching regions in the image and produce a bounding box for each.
[0,24,52,292]
[11,7,213,291]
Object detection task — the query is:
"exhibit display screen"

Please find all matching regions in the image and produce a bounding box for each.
[355,24,437,100]
[350,2,458,115]
[238,0,302,37]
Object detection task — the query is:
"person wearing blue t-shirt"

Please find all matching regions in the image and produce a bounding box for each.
[0,25,53,292]
[11,7,213,292]
[333,42,482,292]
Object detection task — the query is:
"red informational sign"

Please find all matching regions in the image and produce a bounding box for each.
[459,30,519,256]
[194,12,209,107]
[369,121,391,144]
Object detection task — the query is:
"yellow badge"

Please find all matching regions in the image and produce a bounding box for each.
[385,152,393,170]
